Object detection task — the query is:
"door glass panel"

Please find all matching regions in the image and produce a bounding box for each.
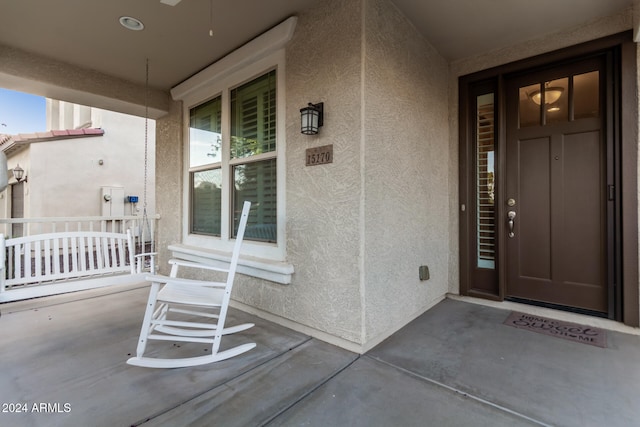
[519,84,540,128]
[544,78,568,124]
[574,71,599,119]
[476,93,495,269]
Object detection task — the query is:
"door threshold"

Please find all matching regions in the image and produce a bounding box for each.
[504,297,608,319]
[447,293,640,336]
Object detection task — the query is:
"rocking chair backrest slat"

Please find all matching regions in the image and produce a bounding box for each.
[211,200,251,355]
[226,200,251,289]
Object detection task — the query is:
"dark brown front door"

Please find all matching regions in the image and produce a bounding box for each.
[505,57,609,313]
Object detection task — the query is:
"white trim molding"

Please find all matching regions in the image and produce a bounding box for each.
[169,244,294,285]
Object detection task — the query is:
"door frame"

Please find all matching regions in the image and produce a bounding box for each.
[458,31,639,326]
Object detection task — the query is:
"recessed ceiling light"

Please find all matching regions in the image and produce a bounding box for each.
[119,16,144,31]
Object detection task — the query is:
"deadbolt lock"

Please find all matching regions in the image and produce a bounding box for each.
[507,198,516,207]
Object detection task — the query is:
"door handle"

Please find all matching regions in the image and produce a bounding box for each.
[507,211,516,238]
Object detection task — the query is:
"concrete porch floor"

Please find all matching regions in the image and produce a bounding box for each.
[1,283,639,427]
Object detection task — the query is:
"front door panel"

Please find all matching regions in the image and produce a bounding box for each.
[505,57,608,313]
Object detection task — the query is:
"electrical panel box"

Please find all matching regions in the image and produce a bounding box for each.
[101,187,125,217]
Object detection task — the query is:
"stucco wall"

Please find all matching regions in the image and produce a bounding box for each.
[230,0,365,345]
[155,100,183,261]
[26,108,156,219]
[362,0,450,346]
[156,0,450,349]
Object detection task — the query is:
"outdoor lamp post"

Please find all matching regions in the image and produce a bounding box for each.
[300,102,324,135]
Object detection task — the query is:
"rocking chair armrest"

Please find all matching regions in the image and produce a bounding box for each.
[144,274,226,288]
[168,259,230,274]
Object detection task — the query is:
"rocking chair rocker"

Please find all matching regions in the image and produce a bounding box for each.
[127,201,255,368]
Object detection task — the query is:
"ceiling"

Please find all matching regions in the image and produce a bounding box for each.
[0,0,633,93]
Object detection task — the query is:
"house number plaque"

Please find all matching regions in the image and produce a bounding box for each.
[306,145,333,166]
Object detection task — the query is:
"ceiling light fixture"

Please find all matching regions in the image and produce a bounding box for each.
[119,16,145,31]
[529,86,564,105]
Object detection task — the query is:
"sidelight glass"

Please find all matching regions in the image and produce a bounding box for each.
[476,93,495,269]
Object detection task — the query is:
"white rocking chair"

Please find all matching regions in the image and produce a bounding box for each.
[127,201,255,368]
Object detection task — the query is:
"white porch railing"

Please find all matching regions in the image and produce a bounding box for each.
[0,214,160,247]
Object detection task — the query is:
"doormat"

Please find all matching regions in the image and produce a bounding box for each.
[503,312,607,348]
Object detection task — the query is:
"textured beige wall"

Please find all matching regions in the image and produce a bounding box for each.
[362,0,450,346]
[155,100,183,268]
[167,0,450,348]
[158,0,448,349]
[26,109,156,219]
[447,8,634,296]
[230,0,365,345]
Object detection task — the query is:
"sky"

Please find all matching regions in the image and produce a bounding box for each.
[0,88,46,135]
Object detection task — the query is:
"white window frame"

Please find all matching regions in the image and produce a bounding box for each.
[170,17,296,282]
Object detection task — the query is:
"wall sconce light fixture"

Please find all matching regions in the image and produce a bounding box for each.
[300,102,324,135]
[13,164,25,182]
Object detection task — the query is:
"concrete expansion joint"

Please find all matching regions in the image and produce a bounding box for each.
[259,352,362,426]
[364,355,553,427]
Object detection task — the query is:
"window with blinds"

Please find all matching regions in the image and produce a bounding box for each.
[230,70,277,242]
[190,96,222,236]
[188,70,277,243]
[476,93,495,269]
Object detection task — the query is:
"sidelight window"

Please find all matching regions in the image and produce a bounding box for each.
[476,93,496,269]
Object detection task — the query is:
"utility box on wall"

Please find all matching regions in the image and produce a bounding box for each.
[101,186,125,217]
